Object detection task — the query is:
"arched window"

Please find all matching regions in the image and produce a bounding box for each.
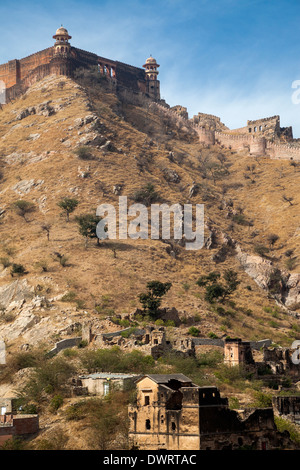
[146,419,151,430]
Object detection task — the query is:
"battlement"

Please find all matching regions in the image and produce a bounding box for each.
[247,115,280,126]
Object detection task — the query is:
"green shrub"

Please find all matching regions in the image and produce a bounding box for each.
[188,326,200,337]
[249,391,272,408]
[61,291,77,302]
[133,183,160,206]
[275,417,300,446]
[63,348,78,358]
[74,146,94,160]
[10,263,26,276]
[208,332,218,339]
[120,328,136,338]
[50,395,64,412]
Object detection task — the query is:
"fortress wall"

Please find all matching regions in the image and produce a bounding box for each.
[249,136,266,155]
[115,61,146,92]
[267,142,300,161]
[215,131,251,151]
[193,112,221,123]
[195,126,215,145]
[0,48,53,91]
[18,47,54,81]
[0,60,20,89]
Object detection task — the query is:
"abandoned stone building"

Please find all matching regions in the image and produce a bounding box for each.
[71,372,140,397]
[224,338,255,367]
[272,396,300,425]
[262,346,300,378]
[128,374,295,450]
[0,26,161,102]
[82,322,195,360]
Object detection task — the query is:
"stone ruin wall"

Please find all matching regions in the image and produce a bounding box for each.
[195,125,300,161]
[192,111,229,132]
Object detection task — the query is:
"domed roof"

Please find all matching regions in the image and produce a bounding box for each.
[53,26,72,39]
[56,26,69,35]
[143,56,160,69]
[145,56,157,64]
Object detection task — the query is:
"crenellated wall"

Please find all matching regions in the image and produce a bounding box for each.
[198,127,300,161]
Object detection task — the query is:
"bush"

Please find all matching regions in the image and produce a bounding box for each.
[208,332,218,339]
[249,391,272,408]
[275,417,300,447]
[74,146,94,160]
[188,326,200,337]
[10,263,26,276]
[61,291,77,302]
[197,270,239,304]
[133,183,160,206]
[50,395,64,412]
[17,357,76,406]
[254,244,270,257]
[80,347,155,375]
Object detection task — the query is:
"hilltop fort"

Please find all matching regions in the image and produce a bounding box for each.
[1,26,300,161]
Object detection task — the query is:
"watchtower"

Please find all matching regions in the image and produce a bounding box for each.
[143,55,160,101]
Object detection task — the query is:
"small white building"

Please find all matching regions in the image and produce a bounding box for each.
[78,373,140,396]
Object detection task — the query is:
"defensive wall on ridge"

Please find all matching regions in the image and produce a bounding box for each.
[195,126,300,161]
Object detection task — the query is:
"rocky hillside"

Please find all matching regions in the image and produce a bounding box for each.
[0,71,300,360]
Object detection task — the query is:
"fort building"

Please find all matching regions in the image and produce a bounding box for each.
[1,27,300,162]
[128,374,294,450]
[0,26,160,102]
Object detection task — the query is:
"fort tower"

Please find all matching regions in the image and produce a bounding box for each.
[143,55,160,101]
[53,26,72,55]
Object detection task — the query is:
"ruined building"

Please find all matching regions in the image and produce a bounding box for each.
[128,374,294,450]
[224,338,255,367]
[0,26,161,102]
[82,322,195,360]
[262,346,300,378]
[272,396,300,425]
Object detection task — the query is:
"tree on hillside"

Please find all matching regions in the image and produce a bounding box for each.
[267,234,279,250]
[138,281,172,318]
[57,198,79,222]
[12,200,35,222]
[133,183,160,206]
[41,223,51,241]
[196,270,240,304]
[75,213,106,248]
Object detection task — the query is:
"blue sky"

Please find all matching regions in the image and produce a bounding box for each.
[1,0,300,136]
